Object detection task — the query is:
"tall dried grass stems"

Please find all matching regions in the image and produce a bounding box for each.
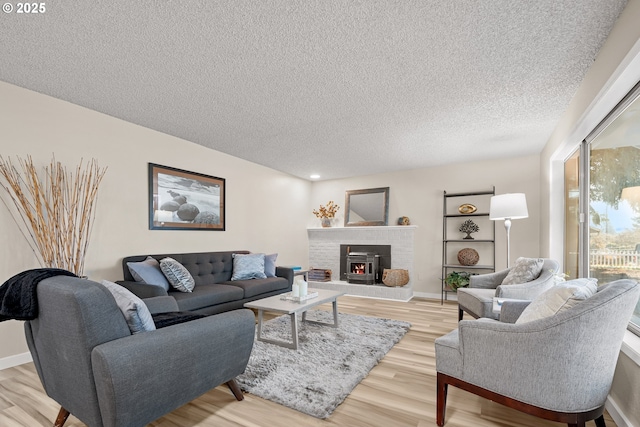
[0,155,107,276]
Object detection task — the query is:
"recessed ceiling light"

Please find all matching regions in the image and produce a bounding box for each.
[310,174,321,179]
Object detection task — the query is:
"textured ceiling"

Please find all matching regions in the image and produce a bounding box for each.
[0,1,628,180]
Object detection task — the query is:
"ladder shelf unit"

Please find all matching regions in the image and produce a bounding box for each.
[441,187,496,303]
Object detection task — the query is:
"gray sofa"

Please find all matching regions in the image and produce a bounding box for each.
[117,250,294,315]
[25,275,255,427]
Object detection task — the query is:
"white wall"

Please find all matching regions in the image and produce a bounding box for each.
[0,81,311,361]
[310,154,541,298]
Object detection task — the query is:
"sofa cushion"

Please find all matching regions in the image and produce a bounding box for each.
[170,283,244,312]
[501,257,544,285]
[515,278,598,324]
[264,253,278,277]
[231,253,267,280]
[127,256,170,291]
[160,258,195,292]
[223,276,289,298]
[100,280,156,334]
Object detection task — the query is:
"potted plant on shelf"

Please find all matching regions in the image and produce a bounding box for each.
[313,200,340,227]
[0,155,107,277]
[444,271,471,292]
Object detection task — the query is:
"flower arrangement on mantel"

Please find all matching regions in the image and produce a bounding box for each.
[313,200,340,227]
[0,155,107,277]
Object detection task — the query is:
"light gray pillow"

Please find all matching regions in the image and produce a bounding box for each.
[127,256,170,291]
[159,257,195,292]
[264,253,278,277]
[515,278,598,324]
[501,257,544,285]
[231,253,267,280]
[100,280,156,334]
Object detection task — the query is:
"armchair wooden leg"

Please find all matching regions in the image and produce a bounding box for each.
[436,373,448,426]
[594,415,606,427]
[226,379,244,401]
[54,407,70,427]
[458,308,463,321]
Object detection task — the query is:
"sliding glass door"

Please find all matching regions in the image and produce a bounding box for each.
[566,82,640,335]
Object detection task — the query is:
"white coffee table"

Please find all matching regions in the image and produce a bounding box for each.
[244,288,345,350]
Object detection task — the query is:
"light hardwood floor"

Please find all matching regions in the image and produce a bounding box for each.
[0,296,616,427]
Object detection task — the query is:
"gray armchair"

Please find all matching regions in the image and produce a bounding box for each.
[435,279,640,427]
[24,275,255,427]
[457,258,559,320]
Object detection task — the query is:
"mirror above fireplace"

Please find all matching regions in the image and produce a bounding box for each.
[344,187,390,226]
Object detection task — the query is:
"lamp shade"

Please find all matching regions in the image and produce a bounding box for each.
[490,193,528,220]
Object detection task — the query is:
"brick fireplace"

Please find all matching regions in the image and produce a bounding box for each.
[307,226,415,300]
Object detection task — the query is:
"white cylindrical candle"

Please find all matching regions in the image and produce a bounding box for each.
[291,283,300,297]
[299,280,308,297]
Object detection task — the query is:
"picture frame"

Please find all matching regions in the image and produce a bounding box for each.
[148,163,225,231]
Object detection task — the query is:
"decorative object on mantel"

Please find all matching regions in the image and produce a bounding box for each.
[458,203,477,214]
[459,219,479,239]
[308,268,332,281]
[382,269,409,287]
[457,248,479,266]
[313,200,340,227]
[444,271,471,292]
[0,155,107,277]
[397,216,411,225]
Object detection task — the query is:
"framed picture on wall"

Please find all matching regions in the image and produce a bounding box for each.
[148,163,225,231]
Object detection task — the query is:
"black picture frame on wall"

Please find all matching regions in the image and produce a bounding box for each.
[148,163,225,231]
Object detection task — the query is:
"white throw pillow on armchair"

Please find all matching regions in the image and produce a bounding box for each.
[501,257,544,285]
[515,278,598,324]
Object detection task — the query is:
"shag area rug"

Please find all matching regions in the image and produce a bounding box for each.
[236,310,411,419]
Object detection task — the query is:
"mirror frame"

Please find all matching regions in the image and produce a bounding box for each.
[344,187,390,227]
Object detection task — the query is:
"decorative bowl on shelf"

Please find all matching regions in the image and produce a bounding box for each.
[458,203,477,214]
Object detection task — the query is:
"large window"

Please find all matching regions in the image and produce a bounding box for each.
[565,82,640,335]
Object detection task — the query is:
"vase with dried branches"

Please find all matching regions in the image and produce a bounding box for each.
[0,155,107,277]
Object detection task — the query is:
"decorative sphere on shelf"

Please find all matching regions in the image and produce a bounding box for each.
[458,248,479,266]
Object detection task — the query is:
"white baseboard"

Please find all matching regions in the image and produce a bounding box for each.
[0,352,32,371]
[606,395,633,427]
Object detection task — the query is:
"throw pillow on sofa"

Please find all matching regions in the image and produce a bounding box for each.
[160,257,196,292]
[100,280,156,334]
[127,256,171,291]
[232,253,267,280]
[515,278,598,324]
[501,257,544,285]
[264,253,278,277]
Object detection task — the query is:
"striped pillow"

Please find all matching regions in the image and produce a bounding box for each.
[160,257,195,292]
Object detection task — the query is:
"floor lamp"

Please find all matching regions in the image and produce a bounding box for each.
[490,193,529,268]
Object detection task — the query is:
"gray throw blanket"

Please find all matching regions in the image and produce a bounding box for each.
[0,268,77,322]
